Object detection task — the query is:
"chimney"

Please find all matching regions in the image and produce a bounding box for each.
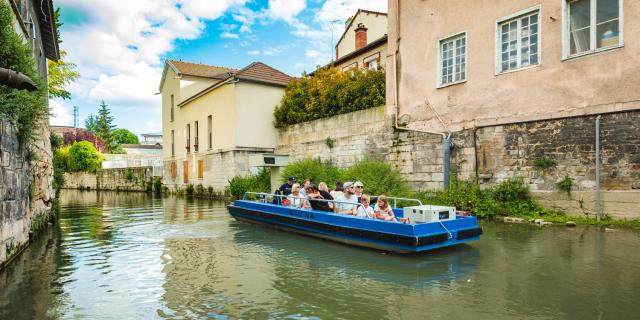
[355,23,367,50]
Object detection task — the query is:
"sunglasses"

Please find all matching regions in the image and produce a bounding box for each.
[355,186,363,188]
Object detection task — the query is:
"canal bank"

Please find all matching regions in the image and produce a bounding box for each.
[1,190,639,319]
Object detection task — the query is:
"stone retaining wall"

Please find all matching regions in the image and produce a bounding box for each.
[63,167,153,192]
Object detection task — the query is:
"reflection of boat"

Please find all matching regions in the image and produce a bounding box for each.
[227,193,482,253]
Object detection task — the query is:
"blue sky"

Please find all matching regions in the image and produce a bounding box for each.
[50,0,387,135]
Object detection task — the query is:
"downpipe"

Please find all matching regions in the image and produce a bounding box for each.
[595,115,601,222]
[0,67,37,91]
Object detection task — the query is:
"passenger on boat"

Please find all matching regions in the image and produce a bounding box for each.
[278,176,296,196]
[287,183,310,209]
[334,181,358,215]
[374,195,397,221]
[353,181,364,202]
[307,184,333,212]
[356,194,374,218]
[318,182,335,210]
[299,179,311,197]
[330,180,343,200]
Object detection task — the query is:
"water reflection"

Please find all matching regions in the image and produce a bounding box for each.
[0,190,638,320]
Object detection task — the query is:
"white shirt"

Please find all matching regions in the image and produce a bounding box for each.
[356,206,374,218]
[335,193,358,213]
[287,194,308,208]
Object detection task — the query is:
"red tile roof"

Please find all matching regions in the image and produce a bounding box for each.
[235,62,291,86]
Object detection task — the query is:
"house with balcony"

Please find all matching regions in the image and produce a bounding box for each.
[159,60,291,192]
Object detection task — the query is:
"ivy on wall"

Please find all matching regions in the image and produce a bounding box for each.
[0,1,48,143]
[273,67,385,128]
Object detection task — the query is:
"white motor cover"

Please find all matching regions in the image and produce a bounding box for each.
[403,205,456,223]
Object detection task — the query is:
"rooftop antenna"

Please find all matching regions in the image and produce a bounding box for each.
[73,106,79,127]
[330,19,340,61]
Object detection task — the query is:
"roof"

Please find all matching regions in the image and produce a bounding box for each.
[177,61,291,107]
[141,132,163,136]
[167,60,236,79]
[336,8,388,50]
[122,144,162,150]
[310,35,387,75]
[8,0,59,60]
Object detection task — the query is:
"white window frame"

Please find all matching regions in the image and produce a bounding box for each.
[495,5,542,75]
[437,32,467,88]
[562,0,624,60]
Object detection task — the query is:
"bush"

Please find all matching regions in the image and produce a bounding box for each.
[340,158,408,196]
[195,184,205,196]
[185,184,194,196]
[280,158,341,186]
[273,67,385,128]
[228,168,271,199]
[62,129,106,151]
[152,177,162,194]
[67,141,104,173]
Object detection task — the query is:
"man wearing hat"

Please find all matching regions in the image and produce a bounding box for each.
[278,177,296,196]
[334,181,359,215]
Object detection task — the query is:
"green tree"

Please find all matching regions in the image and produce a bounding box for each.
[112,128,139,144]
[68,141,103,173]
[85,114,98,133]
[95,101,115,146]
[0,1,47,143]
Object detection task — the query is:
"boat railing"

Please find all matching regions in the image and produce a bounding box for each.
[241,192,370,215]
[369,196,423,208]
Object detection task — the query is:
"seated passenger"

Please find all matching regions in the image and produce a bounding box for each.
[334,181,358,215]
[299,179,311,198]
[307,184,332,212]
[330,180,343,200]
[278,176,295,196]
[353,181,364,202]
[287,183,310,209]
[356,194,374,218]
[318,182,334,210]
[374,195,397,221]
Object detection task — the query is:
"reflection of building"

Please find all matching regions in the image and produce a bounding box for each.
[141,132,163,146]
[331,9,388,71]
[159,60,291,192]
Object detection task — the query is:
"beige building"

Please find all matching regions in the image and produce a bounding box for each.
[160,60,291,191]
[387,0,638,131]
[331,9,388,71]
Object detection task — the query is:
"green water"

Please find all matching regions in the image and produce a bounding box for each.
[1,190,639,319]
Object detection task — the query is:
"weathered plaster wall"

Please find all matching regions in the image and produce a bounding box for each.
[62,167,153,192]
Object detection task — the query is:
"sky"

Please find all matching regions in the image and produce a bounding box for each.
[49,0,387,135]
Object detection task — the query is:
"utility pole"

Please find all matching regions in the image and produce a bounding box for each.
[73,106,79,128]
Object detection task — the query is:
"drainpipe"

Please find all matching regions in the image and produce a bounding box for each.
[595,115,601,222]
[392,0,451,188]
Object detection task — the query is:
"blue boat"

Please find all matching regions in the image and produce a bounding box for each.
[227,193,483,253]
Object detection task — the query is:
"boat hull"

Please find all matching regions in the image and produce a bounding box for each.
[228,201,482,253]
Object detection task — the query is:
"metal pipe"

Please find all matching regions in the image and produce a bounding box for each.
[595,115,601,222]
[443,133,452,189]
[0,67,37,91]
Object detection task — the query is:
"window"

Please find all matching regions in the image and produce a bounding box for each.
[565,0,622,57]
[183,161,189,184]
[186,124,190,153]
[171,130,174,156]
[170,94,174,122]
[194,121,199,152]
[198,160,203,179]
[207,115,212,149]
[170,161,176,179]
[497,9,540,73]
[364,53,380,70]
[438,33,466,86]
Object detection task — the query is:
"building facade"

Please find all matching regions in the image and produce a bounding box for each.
[160,60,290,192]
[386,0,640,217]
[331,9,388,71]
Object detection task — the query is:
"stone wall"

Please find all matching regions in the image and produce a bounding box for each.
[275,108,640,219]
[62,167,153,192]
[0,120,53,269]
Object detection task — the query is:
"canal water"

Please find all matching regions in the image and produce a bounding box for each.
[1,190,639,319]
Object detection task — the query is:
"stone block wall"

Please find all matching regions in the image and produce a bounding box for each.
[0,119,53,269]
[62,167,152,192]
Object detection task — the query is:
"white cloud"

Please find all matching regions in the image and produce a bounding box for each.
[247,50,260,56]
[89,62,161,106]
[221,32,239,39]
[49,100,73,126]
[266,0,307,23]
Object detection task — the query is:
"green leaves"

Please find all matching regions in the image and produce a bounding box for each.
[274,67,386,128]
[112,128,139,144]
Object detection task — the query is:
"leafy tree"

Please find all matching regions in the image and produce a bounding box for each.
[112,128,139,144]
[62,128,106,151]
[48,8,79,100]
[68,141,104,173]
[0,1,47,143]
[95,101,115,146]
[85,114,98,133]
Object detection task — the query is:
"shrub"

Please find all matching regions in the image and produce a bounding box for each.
[280,158,341,186]
[207,186,214,196]
[556,175,573,196]
[185,184,194,196]
[228,168,271,199]
[195,184,205,196]
[50,132,63,150]
[152,177,162,194]
[67,141,104,173]
[340,158,408,196]
[273,67,385,128]
[62,129,106,151]
[533,155,557,170]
